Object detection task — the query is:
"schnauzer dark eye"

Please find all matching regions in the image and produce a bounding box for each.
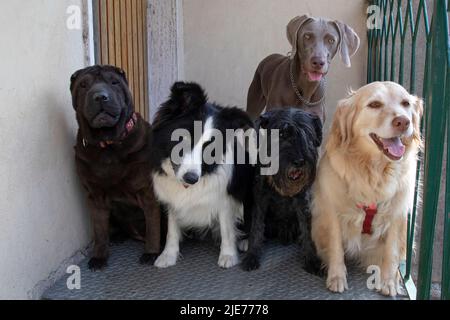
[79,82,87,89]
[368,101,383,109]
[112,79,120,85]
[401,100,410,107]
[294,159,305,167]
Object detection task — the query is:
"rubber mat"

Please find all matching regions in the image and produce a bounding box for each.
[43,240,408,300]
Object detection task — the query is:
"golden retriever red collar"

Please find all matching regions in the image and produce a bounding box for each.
[356,203,378,235]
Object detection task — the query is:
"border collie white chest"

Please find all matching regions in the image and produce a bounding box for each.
[151,82,254,268]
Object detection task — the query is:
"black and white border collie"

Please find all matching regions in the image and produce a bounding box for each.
[151,82,254,268]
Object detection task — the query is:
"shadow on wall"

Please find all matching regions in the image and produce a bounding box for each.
[26,91,92,299]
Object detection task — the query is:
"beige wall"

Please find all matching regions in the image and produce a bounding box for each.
[0,0,90,299]
[182,0,368,132]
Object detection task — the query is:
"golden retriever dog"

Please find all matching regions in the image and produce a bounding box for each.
[311,82,423,296]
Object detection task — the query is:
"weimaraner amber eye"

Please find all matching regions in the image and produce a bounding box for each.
[304,34,311,40]
[368,101,383,109]
[328,39,336,44]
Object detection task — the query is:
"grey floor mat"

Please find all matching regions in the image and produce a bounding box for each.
[43,240,408,300]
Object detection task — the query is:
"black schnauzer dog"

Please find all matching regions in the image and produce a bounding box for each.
[242,108,323,274]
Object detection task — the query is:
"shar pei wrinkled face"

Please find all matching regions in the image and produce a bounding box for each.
[70,65,134,143]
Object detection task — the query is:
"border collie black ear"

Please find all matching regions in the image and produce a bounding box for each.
[153,82,208,129]
[219,107,254,131]
[169,82,207,112]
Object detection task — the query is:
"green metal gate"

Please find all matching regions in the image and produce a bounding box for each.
[367,0,449,300]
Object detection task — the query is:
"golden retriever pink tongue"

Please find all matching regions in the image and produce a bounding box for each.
[381,137,406,158]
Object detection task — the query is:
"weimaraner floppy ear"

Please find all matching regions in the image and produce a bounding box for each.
[286,15,313,60]
[333,21,360,68]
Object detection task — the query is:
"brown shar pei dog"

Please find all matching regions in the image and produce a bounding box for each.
[247,15,360,123]
[70,65,161,270]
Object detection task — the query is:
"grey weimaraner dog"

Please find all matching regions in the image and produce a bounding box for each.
[247,15,360,122]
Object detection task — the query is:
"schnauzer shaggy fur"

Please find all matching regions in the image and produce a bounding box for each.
[242,108,323,274]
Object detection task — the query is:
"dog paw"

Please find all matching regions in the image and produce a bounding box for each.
[379,278,399,297]
[238,239,249,252]
[88,257,108,271]
[241,253,261,271]
[154,252,178,268]
[139,253,158,265]
[326,274,348,293]
[218,253,239,269]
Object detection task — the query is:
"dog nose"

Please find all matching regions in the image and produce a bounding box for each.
[182,172,199,185]
[311,57,326,70]
[93,91,110,103]
[392,116,410,132]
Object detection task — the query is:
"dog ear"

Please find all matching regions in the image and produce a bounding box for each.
[220,107,254,131]
[70,69,83,91]
[287,15,313,60]
[153,82,207,129]
[332,21,360,67]
[310,114,323,147]
[328,97,357,149]
[169,82,208,112]
[116,67,128,84]
[256,113,271,130]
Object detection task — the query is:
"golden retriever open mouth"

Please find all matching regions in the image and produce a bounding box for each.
[369,133,406,161]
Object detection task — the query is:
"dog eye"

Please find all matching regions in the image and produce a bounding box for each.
[401,100,410,107]
[112,80,120,85]
[304,34,311,40]
[368,101,383,109]
[79,82,87,89]
[328,39,336,44]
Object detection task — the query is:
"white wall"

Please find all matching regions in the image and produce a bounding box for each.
[0,0,90,299]
[182,0,368,132]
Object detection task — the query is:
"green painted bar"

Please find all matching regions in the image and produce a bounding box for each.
[397,0,405,84]
[442,65,450,301]
[405,0,418,282]
[441,1,450,300]
[417,0,448,300]
[390,1,398,81]
[384,12,389,81]
[408,0,432,284]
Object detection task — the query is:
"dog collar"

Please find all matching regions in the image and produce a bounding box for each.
[83,113,138,149]
[356,203,378,235]
[289,60,326,107]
